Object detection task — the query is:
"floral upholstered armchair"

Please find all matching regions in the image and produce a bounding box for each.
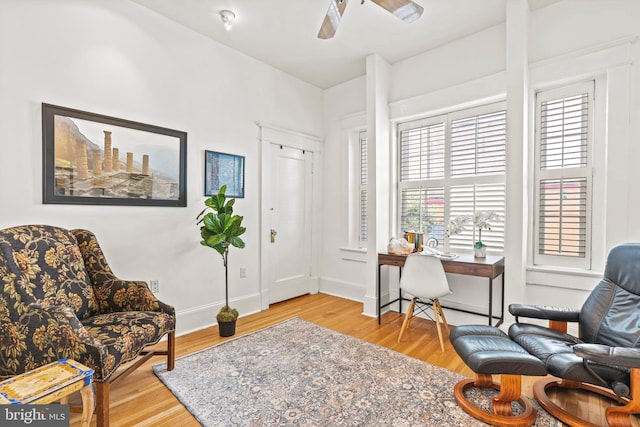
[0,225,175,427]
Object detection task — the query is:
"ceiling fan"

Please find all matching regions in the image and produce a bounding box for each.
[317,0,424,39]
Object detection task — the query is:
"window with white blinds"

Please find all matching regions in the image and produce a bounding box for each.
[398,103,506,252]
[534,82,593,268]
[358,131,368,244]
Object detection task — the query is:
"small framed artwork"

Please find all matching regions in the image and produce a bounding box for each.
[42,103,187,206]
[204,150,245,198]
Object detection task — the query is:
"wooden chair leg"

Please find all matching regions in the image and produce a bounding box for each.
[435,299,450,335]
[397,297,416,343]
[94,381,109,427]
[80,383,94,427]
[433,304,445,352]
[167,331,175,371]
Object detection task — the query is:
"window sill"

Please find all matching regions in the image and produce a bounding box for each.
[526,265,603,291]
[340,247,367,263]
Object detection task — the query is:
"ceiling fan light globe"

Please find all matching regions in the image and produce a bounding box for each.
[220,10,236,31]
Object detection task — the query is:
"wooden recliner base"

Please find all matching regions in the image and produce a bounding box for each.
[533,374,640,427]
[454,373,537,427]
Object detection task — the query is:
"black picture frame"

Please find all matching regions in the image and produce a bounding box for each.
[204,150,245,198]
[42,103,187,207]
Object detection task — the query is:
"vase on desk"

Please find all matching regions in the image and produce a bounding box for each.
[474,241,486,258]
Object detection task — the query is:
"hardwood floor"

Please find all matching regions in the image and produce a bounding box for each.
[68,293,632,426]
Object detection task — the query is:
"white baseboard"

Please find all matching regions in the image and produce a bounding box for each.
[319,277,365,302]
[174,293,262,336]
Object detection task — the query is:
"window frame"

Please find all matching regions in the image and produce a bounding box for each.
[523,39,635,290]
[396,101,507,253]
[357,130,368,246]
[341,120,368,257]
[533,81,595,270]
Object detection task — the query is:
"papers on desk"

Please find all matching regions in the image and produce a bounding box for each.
[421,247,458,260]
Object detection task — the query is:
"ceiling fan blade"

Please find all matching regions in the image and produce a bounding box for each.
[317,0,350,39]
[370,0,424,23]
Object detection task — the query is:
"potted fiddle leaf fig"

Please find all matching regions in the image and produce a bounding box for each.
[196,184,246,337]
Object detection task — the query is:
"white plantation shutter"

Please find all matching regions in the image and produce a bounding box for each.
[359,131,368,244]
[539,94,588,170]
[538,178,587,256]
[451,111,506,177]
[449,184,506,252]
[398,103,506,252]
[535,82,592,268]
[400,122,445,181]
[449,185,474,248]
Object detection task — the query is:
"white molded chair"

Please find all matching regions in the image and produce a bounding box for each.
[397,253,452,352]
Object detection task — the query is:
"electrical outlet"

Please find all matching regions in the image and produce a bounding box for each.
[239,267,246,278]
[149,280,160,293]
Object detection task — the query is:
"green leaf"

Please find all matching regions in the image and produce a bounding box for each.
[203,213,224,234]
[224,216,240,233]
[205,234,225,248]
[218,213,231,231]
[229,236,245,248]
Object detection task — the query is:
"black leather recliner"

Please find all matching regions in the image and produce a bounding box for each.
[509,243,640,427]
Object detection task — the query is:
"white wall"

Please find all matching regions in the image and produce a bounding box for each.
[319,77,367,302]
[390,23,506,104]
[0,0,323,334]
[320,0,640,326]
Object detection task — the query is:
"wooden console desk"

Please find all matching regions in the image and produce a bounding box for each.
[377,253,505,326]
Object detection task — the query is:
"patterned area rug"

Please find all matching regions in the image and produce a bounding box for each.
[153,318,561,426]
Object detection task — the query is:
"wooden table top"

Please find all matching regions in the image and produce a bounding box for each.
[378,252,504,279]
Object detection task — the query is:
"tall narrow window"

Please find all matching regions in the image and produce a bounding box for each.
[534,82,593,268]
[358,131,368,244]
[398,103,506,252]
[399,121,445,242]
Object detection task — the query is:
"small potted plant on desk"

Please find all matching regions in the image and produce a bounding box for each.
[472,211,499,258]
[196,184,246,337]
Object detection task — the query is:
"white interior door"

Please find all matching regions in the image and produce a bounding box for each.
[268,144,313,304]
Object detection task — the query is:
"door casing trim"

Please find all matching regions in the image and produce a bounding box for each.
[258,123,323,310]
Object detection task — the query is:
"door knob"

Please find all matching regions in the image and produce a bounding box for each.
[270,228,277,243]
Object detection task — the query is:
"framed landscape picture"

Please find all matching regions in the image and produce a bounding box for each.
[42,103,187,207]
[204,150,245,198]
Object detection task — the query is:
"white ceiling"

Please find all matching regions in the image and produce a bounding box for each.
[131,0,560,89]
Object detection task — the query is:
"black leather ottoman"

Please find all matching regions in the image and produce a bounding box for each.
[450,325,547,426]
